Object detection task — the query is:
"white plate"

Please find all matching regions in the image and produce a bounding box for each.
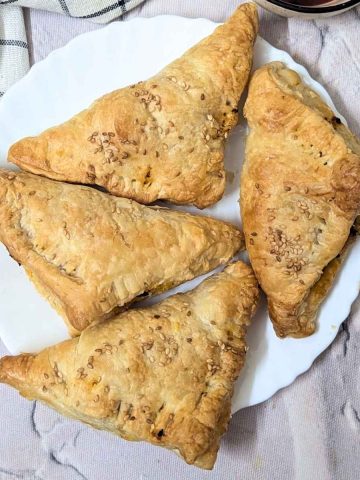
[0,16,359,413]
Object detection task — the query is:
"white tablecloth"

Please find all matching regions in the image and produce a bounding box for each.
[1,1,360,478]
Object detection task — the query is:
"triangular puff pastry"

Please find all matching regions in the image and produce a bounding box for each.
[8,4,258,209]
[0,170,243,335]
[241,62,360,338]
[0,261,258,469]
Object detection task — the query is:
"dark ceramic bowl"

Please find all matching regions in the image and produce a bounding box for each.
[256,0,360,18]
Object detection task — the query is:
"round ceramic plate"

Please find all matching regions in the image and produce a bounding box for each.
[0,16,359,413]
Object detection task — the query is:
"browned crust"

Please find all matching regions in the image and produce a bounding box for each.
[241,61,360,338]
[8,3,258,209]
[0,261,259,469]
[0,169,244,334]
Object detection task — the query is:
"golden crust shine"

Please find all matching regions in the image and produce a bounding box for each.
[0,261,259,469]
[241,61,360,338]
[8,3,258,209]
[0,169,244,335]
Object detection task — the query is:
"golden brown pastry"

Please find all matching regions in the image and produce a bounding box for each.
[0,261,259,469]
[0,169,243,335]
[241,62,360,338]
[8,3,258,209]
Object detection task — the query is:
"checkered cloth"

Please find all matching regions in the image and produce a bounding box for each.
[0,0,146,96]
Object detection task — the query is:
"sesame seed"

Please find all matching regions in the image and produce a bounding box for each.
[42,386,47,392]
[201,94,205,100]
[186,338,192,343]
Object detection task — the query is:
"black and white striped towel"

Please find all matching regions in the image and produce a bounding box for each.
[0,0,146,97]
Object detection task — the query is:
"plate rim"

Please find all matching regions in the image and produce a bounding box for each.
[0,14,357,413]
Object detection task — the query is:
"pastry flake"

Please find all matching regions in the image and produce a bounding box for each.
[8,3,258,209]
[0,169,243,335]
[0,261,259,469]
[241,62,360,338]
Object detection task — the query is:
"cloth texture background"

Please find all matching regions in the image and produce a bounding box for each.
[0,0,146,94]
[0,1,360,479]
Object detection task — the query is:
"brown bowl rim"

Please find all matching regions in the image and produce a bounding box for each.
[263,0,360,13]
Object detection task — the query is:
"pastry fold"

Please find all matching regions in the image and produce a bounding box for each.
[0,261,259,469]
[0,170,243,335]
[8,3,258,209]
[241,62,360,338]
